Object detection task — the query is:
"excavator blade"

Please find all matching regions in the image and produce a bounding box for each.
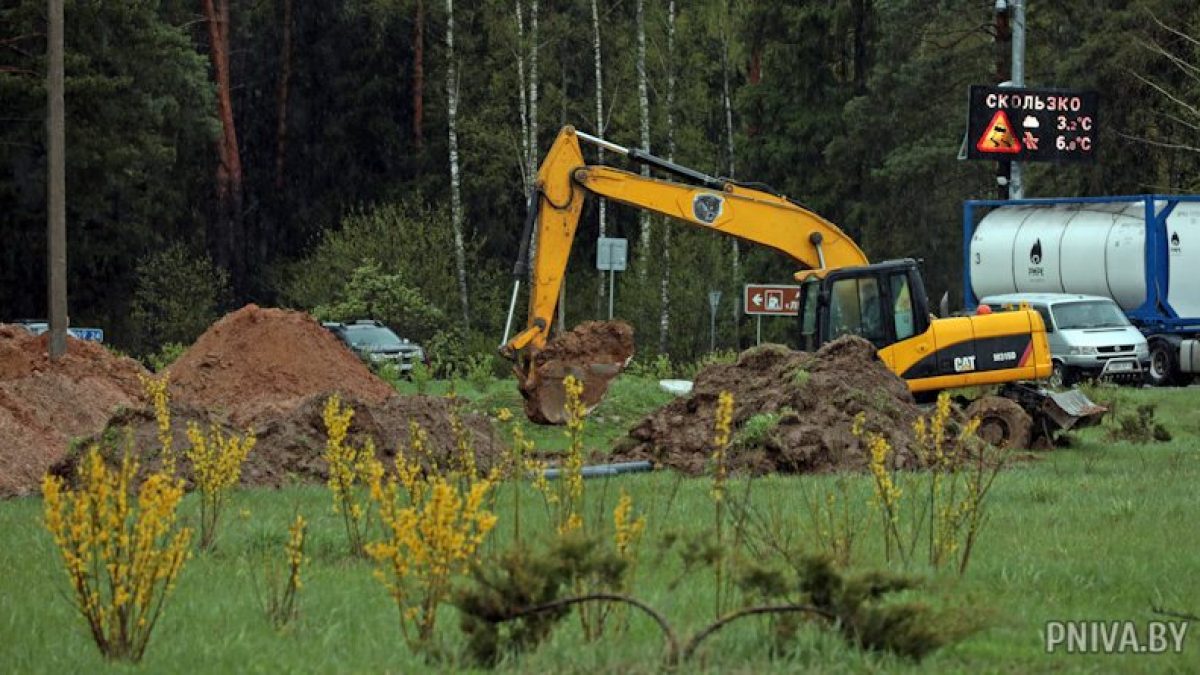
[519,321,635,425]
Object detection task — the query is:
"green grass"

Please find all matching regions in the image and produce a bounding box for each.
[2,382,1198,672]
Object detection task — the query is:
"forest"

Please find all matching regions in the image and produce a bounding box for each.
[3,0,1199,363]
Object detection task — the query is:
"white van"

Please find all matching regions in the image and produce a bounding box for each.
[978,293,1149,387]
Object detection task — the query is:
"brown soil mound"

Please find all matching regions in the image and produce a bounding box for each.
[611,336,923,475]
[168,305,394,424]
[0,325,149,497]
[51,394,503,489]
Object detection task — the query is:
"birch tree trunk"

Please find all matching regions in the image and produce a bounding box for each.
[514,1,530,193]
[636,0,651,278]
[591,0,607,312]
[413,0,424,149]
[201,0,245,288]
[445,0,470,325]
[528,0,539,185]
[658,0,675,353]
[721,11,739,289]
[274,0,293,190]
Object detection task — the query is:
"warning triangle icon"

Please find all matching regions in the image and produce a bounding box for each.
[976,110,1022,154]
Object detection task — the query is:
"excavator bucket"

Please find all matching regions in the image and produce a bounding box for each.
[994,382,1108,444]
[1039,389,1108,432]
[519,321,635,425]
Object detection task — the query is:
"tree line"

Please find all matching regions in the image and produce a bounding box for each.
[2,0,1198,361]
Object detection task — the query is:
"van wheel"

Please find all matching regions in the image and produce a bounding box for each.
[1049,361,1074,388]
[965,396,1033,450]
[1147,341,1179,387]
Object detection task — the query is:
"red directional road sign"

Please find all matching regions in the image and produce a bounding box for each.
[744,284,801,316]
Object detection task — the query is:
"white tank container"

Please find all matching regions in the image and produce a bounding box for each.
[1167,202,1200,317]
[970,202,1148,311]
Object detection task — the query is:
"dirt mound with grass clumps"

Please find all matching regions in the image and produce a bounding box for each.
[52,393,504,489]
[167,304,394,424]
[0,325,150,497]
[612,336,923,475]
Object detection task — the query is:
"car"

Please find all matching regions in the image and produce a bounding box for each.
[323,320,427,374]
[977,293,1150,387]
[10,319,105,342]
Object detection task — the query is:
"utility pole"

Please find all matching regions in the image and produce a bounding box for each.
[1009,0,1026,199]
[47,0,68,360]
[994,0,1012,200]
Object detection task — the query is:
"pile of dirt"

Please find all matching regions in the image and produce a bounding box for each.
[52,393,504,489]
[611,336,924,475]
[7,305,505,497]
[168,305,395,424]
[522,320,635,424]
[0,326,149,497]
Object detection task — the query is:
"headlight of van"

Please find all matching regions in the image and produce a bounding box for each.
[1068,346,1098,355]
[1136,344,1149,357]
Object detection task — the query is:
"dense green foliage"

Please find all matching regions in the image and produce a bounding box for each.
[130,243,231,353]
[3,0,1199,359]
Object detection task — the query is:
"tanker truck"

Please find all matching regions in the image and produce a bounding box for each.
[963,195,1200,386]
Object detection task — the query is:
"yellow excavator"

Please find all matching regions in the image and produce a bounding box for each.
[500,126,1104,446]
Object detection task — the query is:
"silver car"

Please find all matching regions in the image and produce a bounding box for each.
[322,320,427,374]
[978,293,1149,387]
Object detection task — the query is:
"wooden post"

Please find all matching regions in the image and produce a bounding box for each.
[47,0,67,360]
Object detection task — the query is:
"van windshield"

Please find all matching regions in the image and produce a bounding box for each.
[1051,301,1130,330]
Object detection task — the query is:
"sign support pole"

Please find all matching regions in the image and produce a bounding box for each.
[608,268,614,320]
[1010,0,1026,199]
[994,0,1011,200]
[756,315,762,346]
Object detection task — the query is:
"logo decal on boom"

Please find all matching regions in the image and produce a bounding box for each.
[692,194,724,225]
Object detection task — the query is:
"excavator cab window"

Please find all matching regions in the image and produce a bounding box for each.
[827,276,888,348]
[890,272,916,340]
[798,280,820,351]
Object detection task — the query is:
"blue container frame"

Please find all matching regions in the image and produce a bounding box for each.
[962,194,1200,335]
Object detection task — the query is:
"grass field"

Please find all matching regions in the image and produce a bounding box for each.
[1,378,1198,673]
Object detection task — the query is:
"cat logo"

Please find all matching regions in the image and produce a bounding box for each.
[953,355,977,372]
[1171,231,1182,255]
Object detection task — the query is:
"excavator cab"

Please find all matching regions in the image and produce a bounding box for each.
[797,259,930,355]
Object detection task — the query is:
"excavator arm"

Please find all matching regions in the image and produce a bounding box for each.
[502,125,867,422]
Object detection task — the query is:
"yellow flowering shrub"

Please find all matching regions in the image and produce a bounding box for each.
[710,391,734,618]
[854,392,1004,573]
[139,374,175,474]
[322,394,383,557]
[613,489,646,566]
[42,448,191,662]
[912,392,994,574]
[256,514,308,629]
[366,434,499,649]
[853,412,904,562]
[529,376,587,535]
[185,421,255,551]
